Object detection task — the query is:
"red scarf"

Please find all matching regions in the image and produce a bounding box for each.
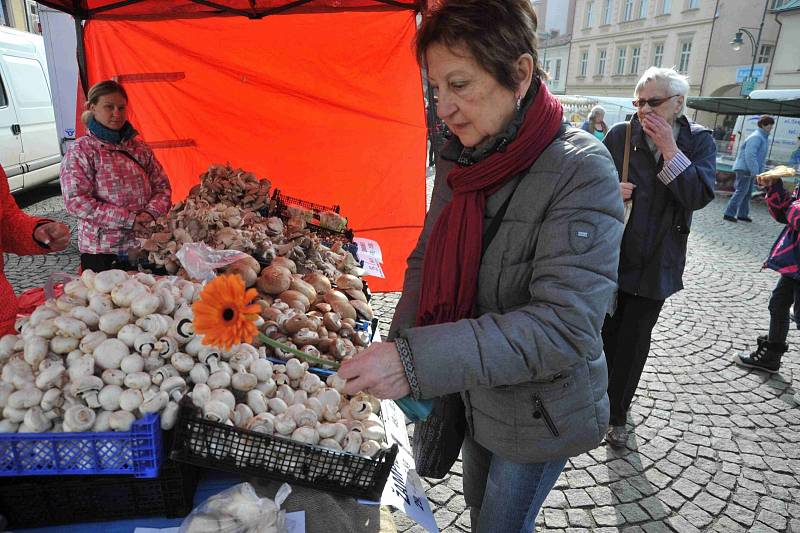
[416,83,563,327]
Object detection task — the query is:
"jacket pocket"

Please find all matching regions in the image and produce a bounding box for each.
[532,393,559,437]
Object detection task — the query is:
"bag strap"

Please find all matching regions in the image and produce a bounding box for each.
[622,121,632,184]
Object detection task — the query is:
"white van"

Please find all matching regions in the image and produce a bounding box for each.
[0,26,60,192]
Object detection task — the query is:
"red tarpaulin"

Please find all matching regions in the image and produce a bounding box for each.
[70,8,426,291]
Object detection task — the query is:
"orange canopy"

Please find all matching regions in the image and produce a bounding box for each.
[72,8,426,291]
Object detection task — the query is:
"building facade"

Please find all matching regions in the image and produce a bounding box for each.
[0,0,41,34]
[542,36,571,94]
[768,0,800,90]
[566,0,717,97]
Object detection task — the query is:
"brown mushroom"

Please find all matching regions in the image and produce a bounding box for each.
[331,301,357,321]
[302,272,332,295]
[226,264,258,288]
[351,300,374,322]
[271,256,297,274]
[257,265,292,295]
[289,277,317,302]
[278,290,310,312]
[335,274,363,291]
[323,312,342,332]
[293,328,320,346]
[283,315,316,335]
[345,288,367,303]
[314,303,332,314]
[323,290,349,306]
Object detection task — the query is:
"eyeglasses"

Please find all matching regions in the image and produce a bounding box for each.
[631,94,679,108]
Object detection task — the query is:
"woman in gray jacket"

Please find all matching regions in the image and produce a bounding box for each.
[339,1,623,531]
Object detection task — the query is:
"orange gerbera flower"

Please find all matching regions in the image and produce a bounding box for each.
[192,274,261,350]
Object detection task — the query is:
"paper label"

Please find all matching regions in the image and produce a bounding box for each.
[361,257,385,279]
[353,237,384,263]
[372,399,439,533]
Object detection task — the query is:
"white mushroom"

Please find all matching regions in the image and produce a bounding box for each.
[363,425,386,442]
[171,352,195,374]
[92,410,113,432]
[34,319,58,339]
[123,372,151,390]
[189,363,210,384]
[131,292,161,318]
[102,368,125,386]
[3,359,34,389]
[21,406,52,433]
[268,397,288,414]
[326,374,347,393]
[343,430,362,454]
[161,401,180,430]
[140,390,169,415]
[160,376,187,402]
[231,371,258,392]
[256,378,277,397]
[198,348,222,373]
[94,338,130,370]
[8,387,43,409]
[50,335,80,355]
[88,293,114,315]
[23,336,48,368]
[68,306,100,329]
[98,384,123,411]
[109,410,136,431]
[191,383,212,408]
[319,438,343,451]
[53,317,89,339]
[276,384,295,404]
[245,413,274,434]
[233,403,254,427]
[35,363,65,390]
[349,397,373,420]
[210,389,236,411]
[63,405,96,432]
[207,370,231,390]
[273,413,297,435]
[203,400,231,423]
[68,354,95,381]
[120,354,145,374]
[0,420,19,432]
[151,364,178,386]
[110,278,148,307]
[119,389,144,411]
[156,336,178,359]
[300,372,323,394]
[0,382,12,408]
[285,358,307,380]
[0,334,18,360]
[3,406,27,423]
[72,375,103,408]
[360,440,381,457]
[117,324,144,348]
[291,426,319,445]
[79,330,108,354]
[40,387,63,412]
[246,390,268,414]
[99,308,132,335]
[135,314,172,338]
[249,359,273,382]
[93,269,128,294]
[29,306,59,327]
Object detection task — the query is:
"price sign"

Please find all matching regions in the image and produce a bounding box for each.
[353,237,384,263]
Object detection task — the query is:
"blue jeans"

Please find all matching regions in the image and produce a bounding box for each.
[724,171,755,219]
[462,434,568,533]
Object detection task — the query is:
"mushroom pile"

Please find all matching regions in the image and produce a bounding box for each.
[0,270,387,459]
[135,163,364,282]
[0,270,202,434]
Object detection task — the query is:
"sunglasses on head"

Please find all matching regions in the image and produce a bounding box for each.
[632,94,679,108]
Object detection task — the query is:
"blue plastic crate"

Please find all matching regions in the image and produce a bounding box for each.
[0,413,162,478]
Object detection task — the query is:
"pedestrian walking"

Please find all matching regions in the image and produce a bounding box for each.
[0,165,70,335]
[724,115,775,222]
[60,80,172,273]
[601,66,716,447]
[735,165,800,373]
[581,105,609,141]
[335,1,623,531]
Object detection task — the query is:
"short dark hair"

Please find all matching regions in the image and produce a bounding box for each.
[758,115,775,128]
[415,0,545,92]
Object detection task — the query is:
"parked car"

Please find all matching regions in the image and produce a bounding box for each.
[0,26,61,193]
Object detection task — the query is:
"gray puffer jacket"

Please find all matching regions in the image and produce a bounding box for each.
[388,123,623,464]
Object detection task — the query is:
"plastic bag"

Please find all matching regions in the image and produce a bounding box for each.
[179,482,292,533]
[176,242,252,283]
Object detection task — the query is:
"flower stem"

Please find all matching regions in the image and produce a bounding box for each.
[258,333,341,370]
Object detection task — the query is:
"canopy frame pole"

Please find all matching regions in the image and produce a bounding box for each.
[75,18,89,97]
[372,0,418,8]
[254,0,315,18]
[187,0,263,18]
[88,0,148,16]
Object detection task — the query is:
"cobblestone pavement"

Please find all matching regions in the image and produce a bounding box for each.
[6,184,800,533]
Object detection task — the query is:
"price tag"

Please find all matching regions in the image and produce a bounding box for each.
[353,237,384,263]
[361,257,385,279]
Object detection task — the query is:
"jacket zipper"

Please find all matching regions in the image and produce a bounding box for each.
[533,394,559,437]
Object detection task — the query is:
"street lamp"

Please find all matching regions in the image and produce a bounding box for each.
[730,0,769,95]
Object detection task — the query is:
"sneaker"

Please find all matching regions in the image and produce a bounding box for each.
[737,216,753,222]
[723,215,738,222]
[605,425,628,447]
[734,339,788,373]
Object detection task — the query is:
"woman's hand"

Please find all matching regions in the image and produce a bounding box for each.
[621,182,636,201]
[133,211,154,235]
[338,342,411,400]
[33,222,70,251]
[641,113,679,161]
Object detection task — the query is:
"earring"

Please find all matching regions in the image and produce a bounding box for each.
[515,96,522,111]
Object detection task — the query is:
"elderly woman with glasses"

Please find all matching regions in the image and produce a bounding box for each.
[601,66,716,447]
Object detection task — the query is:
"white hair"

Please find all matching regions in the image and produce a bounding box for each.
[588,105,606,120]
[634,66,690,115]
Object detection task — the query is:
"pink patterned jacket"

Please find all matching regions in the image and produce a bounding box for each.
[60,132,172,255]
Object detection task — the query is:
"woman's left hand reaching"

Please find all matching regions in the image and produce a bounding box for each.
[33,222,70,251]
[338,341,411,400]
[133,211,155,235]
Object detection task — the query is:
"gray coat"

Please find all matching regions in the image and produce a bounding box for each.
[388,126,624,464]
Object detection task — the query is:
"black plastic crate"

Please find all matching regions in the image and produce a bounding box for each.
[0,456,199,529]
[170,400,397,501]
[271,188,341,215]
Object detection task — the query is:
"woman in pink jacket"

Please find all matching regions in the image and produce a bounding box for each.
[60,80,172,272]
[0,166,70,334]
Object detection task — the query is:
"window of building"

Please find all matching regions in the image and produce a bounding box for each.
[757,44,773,63]
[660,0,671,13]
[544,59,551,76]
[687,0,699,9]
[585,0,594,27]
[771,0,789,8]
[580,50,589,76]
[553,58,562,81]
[623,0,634,20]
[653,42,664,67]
[678,40,692,73]
[597,49,607,75]
[24,0,41,34]
[630,46,641,74]
[638,0,649,18]
[616,47,627,74]
[603,0,613,24]
[0,0,9,27]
